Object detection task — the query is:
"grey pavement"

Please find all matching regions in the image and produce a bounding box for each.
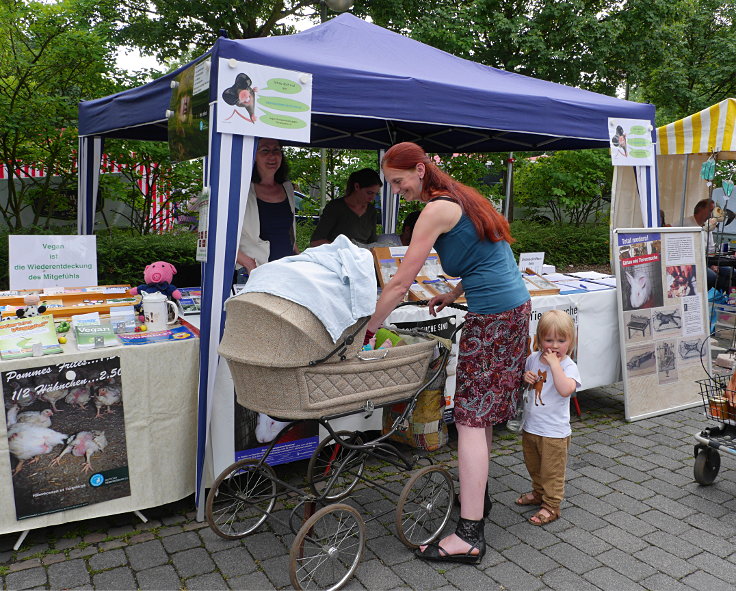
[2,382,736,590]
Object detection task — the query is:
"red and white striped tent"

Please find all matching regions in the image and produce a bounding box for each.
[1,157,172,232]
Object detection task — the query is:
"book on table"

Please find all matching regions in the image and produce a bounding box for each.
[74,322,120,350]
[0,314,62,360]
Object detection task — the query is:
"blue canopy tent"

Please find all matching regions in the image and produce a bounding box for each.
[77,14,657,510]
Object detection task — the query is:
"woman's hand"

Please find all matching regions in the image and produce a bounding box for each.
[428,291,457,316]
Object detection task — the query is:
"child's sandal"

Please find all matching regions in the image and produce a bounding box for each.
[529,507,559,526]
[515,492,542,506]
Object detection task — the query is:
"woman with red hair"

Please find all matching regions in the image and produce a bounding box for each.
[366,142,530,564]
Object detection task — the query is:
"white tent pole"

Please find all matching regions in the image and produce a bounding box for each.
[320,148,327,212]
[678,154,689,225]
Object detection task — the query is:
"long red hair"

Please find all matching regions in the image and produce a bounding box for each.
[382,142,513,243]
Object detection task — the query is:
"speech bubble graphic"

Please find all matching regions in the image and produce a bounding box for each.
[629,149,650,158]
[258,96,309,112]
[627,137,650,148]
[260,112,307,129]
[263,78,301,94]
[629,125,648,135]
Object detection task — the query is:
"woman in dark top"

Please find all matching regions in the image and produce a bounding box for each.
[365,142,530,565]
[236,139,298,281]
[309,168,381,246]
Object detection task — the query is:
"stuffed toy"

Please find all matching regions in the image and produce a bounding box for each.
[16,294,47,318]
[130,261,182,301]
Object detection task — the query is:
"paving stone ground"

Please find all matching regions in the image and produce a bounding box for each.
[2,383,735,590]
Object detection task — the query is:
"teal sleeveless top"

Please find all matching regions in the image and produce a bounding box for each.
[432,198,529,314]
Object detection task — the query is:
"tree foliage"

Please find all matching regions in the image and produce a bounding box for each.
[513,150,612,226]
[0,0,124,231]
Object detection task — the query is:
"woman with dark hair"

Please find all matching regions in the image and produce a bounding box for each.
[365,142,530,564]
[236,138,298,281]
[309,168,382,246]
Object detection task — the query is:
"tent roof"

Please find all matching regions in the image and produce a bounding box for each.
[79,14,655,152]
[657,98,736,156]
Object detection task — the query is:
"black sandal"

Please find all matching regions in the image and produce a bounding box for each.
[415,517,486,564]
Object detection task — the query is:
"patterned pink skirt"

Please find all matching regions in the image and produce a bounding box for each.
[453,300,531,428]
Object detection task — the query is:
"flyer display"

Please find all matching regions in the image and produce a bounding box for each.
[615,228,709,420]
[2,356,130,520]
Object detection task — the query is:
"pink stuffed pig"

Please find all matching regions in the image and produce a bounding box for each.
[129,261,182,300]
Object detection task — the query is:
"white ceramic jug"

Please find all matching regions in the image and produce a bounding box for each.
[141,291,179,332]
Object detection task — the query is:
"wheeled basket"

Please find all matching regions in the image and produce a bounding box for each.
[207,294,461,591]
[693,374,736,485]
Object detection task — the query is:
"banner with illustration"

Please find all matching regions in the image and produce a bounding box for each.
[2,357,129,520]
[614,228,708,421]
[168,57,211,163]
[217,59,312,143]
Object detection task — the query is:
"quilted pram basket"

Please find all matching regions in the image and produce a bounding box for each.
[219,292,437,419]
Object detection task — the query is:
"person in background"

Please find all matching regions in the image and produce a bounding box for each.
[400,210,421,246]
[517,310,581,526]
[684,199,732,292]
[309,168,382,246]
[659,209,671,227]
[365,142,530,564]
[236,139,298,283]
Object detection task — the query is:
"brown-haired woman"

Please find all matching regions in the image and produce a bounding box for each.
[365,142,530,564]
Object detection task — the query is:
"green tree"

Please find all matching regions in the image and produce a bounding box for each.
[0,0,122,231]
[514,149,612,226]
[637,0,736,123]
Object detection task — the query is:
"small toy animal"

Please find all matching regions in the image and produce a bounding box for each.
[130,261,181,301]
[15,294,47,318]
[530,370,547,406]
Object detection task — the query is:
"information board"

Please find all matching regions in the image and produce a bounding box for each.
[9,235,97,289]
[614,228,709,420]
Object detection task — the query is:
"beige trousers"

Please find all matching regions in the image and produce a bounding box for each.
[521,430,571,512]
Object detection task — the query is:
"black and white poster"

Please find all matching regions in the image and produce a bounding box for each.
[3,356,129,520]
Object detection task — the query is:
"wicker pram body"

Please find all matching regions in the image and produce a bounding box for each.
[219,292,436,419]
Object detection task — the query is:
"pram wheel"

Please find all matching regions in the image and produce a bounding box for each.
[307,431,365,501]
[694,446,720,485]
[206,459,277,539]
[289,503,365,591]
[395,465,454,548]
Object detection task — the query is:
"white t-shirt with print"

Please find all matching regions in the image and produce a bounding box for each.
[522,351,582,438]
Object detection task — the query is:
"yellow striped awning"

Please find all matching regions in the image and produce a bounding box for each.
[657,98,736,155]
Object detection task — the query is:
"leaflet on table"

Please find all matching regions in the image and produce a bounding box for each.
[75,322,120,350]
[0,314,62,360]
[178,287,202,315]
[117,325,197,345]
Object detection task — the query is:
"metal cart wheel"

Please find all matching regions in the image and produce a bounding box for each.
[205,458,277,539]
[694,446,721,485]
[307,431,365,501]
[395,465,454,548]
[289,503,365,591]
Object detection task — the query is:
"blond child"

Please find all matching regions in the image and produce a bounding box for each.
[516,309,581,526]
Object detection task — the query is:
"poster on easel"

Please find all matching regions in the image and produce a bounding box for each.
[615,228,710,421]
[2,357,130,520]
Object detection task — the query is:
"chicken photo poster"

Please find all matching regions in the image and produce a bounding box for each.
[2,356,129,520]
[614,228,709,421]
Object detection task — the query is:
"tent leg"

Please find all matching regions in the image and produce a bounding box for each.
[13,529,29,551]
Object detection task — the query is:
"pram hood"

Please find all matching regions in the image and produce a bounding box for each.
[220,292,367,368]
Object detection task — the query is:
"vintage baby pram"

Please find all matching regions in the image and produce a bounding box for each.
[208,292,458,591]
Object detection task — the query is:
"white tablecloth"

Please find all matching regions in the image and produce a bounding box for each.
[386,289,621,392]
